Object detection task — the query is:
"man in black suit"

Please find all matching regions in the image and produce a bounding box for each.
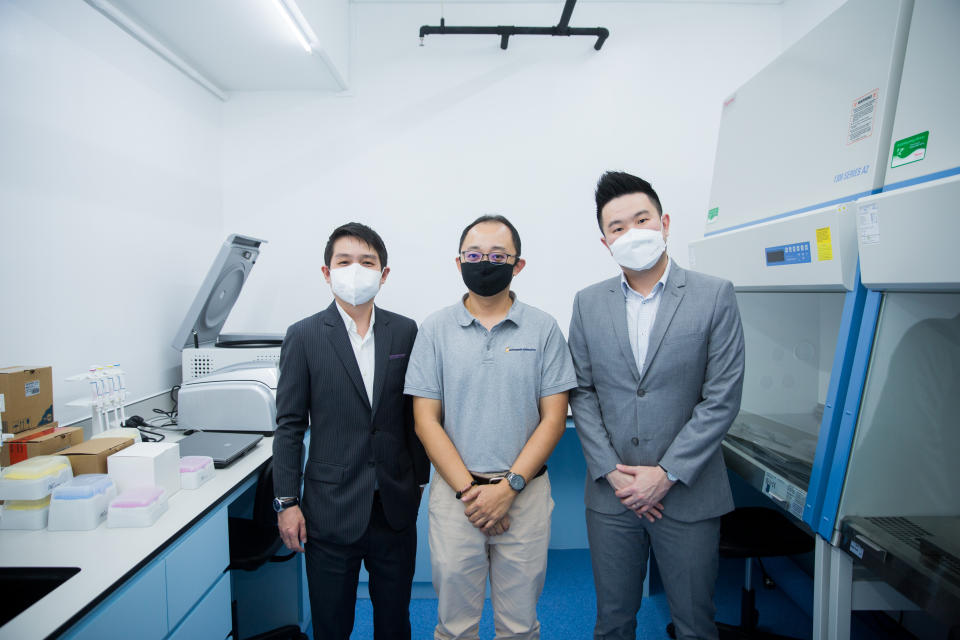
[273,222,430,640]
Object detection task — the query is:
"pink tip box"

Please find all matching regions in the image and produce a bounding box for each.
[107,486,168,528]
[179,456,214,489]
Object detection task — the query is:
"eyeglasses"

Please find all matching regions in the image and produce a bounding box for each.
[460,251,516,264]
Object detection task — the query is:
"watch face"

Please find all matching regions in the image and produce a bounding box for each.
[508,474,525,491]
[272,498,283,513]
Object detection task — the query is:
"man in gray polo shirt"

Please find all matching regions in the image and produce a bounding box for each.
[405,214,576,640]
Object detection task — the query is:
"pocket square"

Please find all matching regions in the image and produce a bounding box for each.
[389,353,407,360]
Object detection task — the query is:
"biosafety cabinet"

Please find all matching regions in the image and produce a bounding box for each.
[693,0,960,635]
[690,0,915,528]
[811,0,960,632]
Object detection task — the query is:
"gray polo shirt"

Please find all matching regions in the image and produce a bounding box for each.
[404,294,577,472]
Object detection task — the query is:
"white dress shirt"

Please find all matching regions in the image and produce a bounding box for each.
[620,258,671,374]
[335,301,376,404]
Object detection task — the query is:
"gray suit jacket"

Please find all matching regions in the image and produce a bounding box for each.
[569,261,745,522]
[273,302,430,545]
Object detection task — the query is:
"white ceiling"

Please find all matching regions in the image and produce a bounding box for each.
[90,0,782,96]
[102,0,344,92]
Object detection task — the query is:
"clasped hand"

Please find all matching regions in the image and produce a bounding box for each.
[607,464,675,522]
[460,482,515,536]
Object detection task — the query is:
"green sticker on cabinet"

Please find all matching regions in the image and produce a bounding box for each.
[891,131,928,168]
[707,207,719,223]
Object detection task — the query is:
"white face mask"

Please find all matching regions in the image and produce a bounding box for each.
[329,263,383,306]
[609,227,666,271]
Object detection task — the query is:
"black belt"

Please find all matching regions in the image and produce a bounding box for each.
[471,465,547,485]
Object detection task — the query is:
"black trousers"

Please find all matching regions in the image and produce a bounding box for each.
[305,493,417,640]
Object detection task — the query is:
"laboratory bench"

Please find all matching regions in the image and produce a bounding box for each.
[0,437,284,640]
[0,420,595,638]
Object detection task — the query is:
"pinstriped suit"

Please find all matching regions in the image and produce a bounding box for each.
[273,300,429,640]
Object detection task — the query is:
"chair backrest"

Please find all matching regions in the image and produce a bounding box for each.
[252,458,279,531]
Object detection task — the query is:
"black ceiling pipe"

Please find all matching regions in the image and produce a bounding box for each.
[418,0,609,50]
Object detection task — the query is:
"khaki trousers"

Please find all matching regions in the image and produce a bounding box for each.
[429,473,554,640]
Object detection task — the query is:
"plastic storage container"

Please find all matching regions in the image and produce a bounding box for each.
[0,456,73,501]
[107,486,168,528]
[179,456,214,489]
[0,496,51,530]
[48,474,117,531]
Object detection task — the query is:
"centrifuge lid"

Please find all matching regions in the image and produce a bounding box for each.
[172,234,267,350]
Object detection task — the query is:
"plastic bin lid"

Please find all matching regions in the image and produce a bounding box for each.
[52,474,114,500]
[0,456,70,480]
[4,496,51,510]
[180,456,213,473]
[171,234,267,350]
[112,486,165,509]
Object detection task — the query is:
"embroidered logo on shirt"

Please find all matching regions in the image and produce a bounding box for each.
[504,347,537,352]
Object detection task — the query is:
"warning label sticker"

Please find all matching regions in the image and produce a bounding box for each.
[816,227,833,261]
[848,89,879,145]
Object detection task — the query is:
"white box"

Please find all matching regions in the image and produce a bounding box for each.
[179,456,215,490]
[0,456,73,501]
[0,496,50,530]
[48,475,117,531]
[107,487,168,528]
[107,442,181,498]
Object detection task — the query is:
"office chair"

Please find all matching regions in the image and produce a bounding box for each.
[667,506,815,639]
[228,459,306,640]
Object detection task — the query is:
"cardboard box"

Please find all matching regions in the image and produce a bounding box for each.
[108,442,181,497]
[60,437,134,475]
[0,366,54,434]
[0,423,83,467]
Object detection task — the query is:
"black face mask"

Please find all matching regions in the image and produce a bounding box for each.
[461,261,514,297]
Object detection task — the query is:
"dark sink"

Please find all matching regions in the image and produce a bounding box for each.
[0,567,81,627]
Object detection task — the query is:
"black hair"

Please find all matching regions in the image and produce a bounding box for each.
[594,171,663,232]
[458,215,522,258]
[323,222,388,268]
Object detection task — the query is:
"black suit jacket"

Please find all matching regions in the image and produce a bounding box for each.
[272,301,430,545]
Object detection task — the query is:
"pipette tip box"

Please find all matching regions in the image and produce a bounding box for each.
[0,496,51,530]
[48,474,117,531]
[179,456,214,489]
[107,486,168,528]
[0,456,73,501]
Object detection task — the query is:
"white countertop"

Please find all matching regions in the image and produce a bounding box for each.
[0,436,274,640]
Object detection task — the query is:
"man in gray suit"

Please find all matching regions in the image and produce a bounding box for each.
[569,171,745,640]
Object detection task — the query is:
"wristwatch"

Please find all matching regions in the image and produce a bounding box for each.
[659,465,679,483]
[273,496,299,513]
[504,471,526,492]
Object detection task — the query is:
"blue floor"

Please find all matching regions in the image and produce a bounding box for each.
[331,548,911,639]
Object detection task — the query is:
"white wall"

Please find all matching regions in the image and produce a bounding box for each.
[1,0,838,418]
[0,0,223,424]
[221,2,782,334]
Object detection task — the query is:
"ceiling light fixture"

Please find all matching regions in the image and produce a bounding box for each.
[273,0,314,54]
